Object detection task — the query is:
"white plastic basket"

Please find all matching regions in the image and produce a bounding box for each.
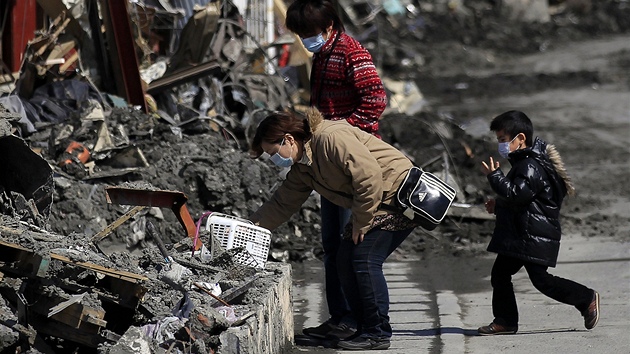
[204,213,271,269]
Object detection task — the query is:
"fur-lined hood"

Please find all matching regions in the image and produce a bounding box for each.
[305,106,324,134]
[546,143,576,197]
[511,137,575,197]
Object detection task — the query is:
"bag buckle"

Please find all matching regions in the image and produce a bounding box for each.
[403,207,415,220]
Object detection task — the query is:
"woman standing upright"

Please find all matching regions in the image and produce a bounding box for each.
[284,0,388,340]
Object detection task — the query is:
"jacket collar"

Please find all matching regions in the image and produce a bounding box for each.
[316,30,340,56]
[508,136,544,162]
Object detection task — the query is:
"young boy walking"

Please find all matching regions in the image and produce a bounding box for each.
[478,110,600,335]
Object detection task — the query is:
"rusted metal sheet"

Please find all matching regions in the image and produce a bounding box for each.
[100,0,147,112]
[105,187,202,250]
[3,0,38,72]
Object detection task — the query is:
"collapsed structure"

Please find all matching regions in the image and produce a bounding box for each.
[0,0,627,353]
[0,1,311,352]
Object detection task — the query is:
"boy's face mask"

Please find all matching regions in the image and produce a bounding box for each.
[498,135,518,159]
[301,33,326,53]
[269,139,294,167]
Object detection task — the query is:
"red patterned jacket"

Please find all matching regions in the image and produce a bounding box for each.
[310,30,387,137]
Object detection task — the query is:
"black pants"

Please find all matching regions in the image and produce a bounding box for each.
[491,254,594,327]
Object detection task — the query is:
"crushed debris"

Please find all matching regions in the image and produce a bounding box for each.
[0,0,628,352]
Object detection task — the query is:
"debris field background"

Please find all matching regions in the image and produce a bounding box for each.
[0,0,629,353]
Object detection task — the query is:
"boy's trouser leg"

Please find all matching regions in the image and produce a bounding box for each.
[524,262,594,312]
[320,196,352,324]
[491,254,524,326]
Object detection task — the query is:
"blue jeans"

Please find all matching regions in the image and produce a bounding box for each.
[320,196,352,324]
[337,227,413,339]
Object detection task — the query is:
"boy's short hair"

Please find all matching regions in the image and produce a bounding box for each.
[490,110,534,146]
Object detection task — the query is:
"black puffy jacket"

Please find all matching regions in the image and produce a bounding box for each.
[486,137,575,267]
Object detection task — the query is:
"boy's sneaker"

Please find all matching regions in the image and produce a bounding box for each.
[303,320,354,340]
[477,322,518,335]
[582,290,600,330]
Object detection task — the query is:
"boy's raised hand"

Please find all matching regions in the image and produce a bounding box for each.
[485,198,496,214]
[481,157,500,176]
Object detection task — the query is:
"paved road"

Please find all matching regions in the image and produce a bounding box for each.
[289,33,630,353]
[290,234,630,353]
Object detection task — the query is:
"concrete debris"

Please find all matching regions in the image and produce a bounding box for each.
[501,0,551,23]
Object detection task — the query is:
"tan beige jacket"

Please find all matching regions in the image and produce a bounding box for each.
[250,108,413,234]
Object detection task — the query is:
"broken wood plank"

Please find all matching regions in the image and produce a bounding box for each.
[0,224,62,242]
[0,240,148,307]
[50,253,148,283]
[210,275,259,306]
[0,240,51,277]
[24,315,107,348]
[194,282,231,306]
[90,205,147,244]
[24,290,106,332]
[48,303,106,330]
[0,240,148,283]
[36,0,88,45]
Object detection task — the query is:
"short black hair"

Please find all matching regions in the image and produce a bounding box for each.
[490,110,534,146]
[285,0,345,37]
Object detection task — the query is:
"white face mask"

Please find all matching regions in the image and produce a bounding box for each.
[498,135,518,159]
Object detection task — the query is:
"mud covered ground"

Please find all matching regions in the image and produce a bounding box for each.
[43,0,629,265]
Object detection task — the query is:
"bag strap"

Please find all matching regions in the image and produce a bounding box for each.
[379,166,422,213]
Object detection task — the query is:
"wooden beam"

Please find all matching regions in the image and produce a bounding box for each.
[35,0,88,45]
[0,240,148,306]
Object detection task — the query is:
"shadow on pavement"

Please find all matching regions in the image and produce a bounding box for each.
[395,327,479,337]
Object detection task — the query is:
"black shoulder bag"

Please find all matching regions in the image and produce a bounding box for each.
[384,167,457,231]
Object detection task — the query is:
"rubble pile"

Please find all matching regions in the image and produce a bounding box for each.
[0,212,287,353]
[0,0,628,353]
